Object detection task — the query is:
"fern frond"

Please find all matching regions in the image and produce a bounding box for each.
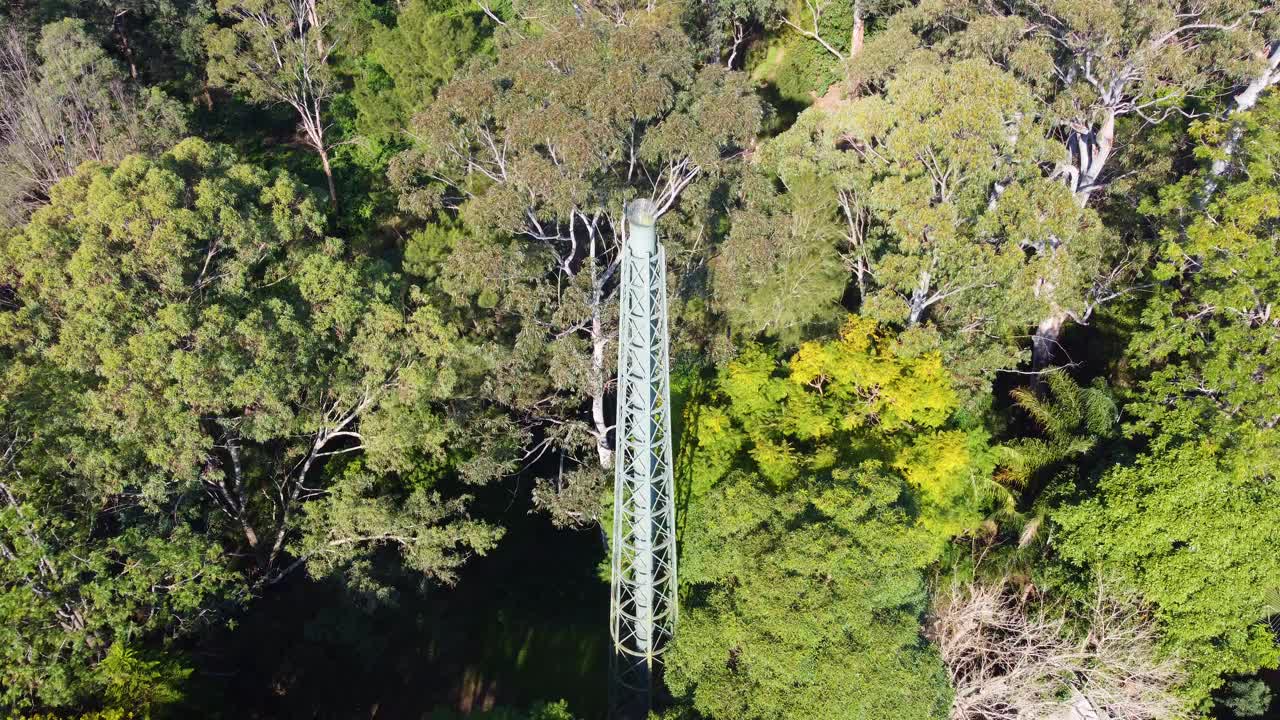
[1045,370,1084,436]
[997,439,1058,483]
[1083,379,1120,437]
[1011,386,1058,435]
[1059,436,1095,457]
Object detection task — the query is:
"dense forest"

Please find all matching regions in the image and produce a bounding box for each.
[1,0,1279,718]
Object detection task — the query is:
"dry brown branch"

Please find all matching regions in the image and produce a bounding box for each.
[931,579,1189,720]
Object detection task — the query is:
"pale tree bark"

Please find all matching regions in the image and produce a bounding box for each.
[294,0,338,209]
[214,0,340,209]
[725,21,745,69]
[303,0,327,56]
[849,0,865,59]
[587,223,615,470]
[257,386,378,576]
[1067,109,1115,208]
[903,250,988,327]
[837,188,871,298]
[1049,12,1253,208]
[1201,40,1280,202]
[315,136,339,210]
[111,8,139,80]
[781,0,846,61]
[203,431,261,552]
[908,267,932,326]
[265,390,377,572]
[413,71,713,484]
[1032,13,1256,370]
[1030,313,1066,384]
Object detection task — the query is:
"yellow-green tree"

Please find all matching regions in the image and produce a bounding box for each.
[664,317,996,719]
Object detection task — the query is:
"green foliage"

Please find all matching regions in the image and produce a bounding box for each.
[0,0,213,97]
[1130,97,1280,450]
[296,459,502,588]
[1218,678,1273,718]
[664,316,992,719]
[391,0,762,518]
[0,18,187,223]
[203,0,337,106]
[666,469,952,720]
[6,712,136,720]
[710,171,847,341]
[94,643,189,717]
[738,55,1110,396]
[1053,444,1280,709]
[204,0,357,207]
[770,2,846,101]
[693,315,994,536]
[853,0,1268,160]
[0,505,235,710]
[348,0,494,145]
[0,138,500,709]
[1049,96,1280,713]
[6,0,1280,714]
[997,371,1117,488]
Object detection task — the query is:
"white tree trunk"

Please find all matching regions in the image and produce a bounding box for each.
[1202,41,1280,201]
[849,1,864,58]
[1073,110,1115,207]
[908,268,931,325]
[1031,312,1065,377]
[589,243,613,470]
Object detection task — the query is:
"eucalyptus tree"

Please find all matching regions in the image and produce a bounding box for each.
[86,0,205,81]
[717,58,1104,395]
[1053,97,1280,711]
[0,0,209,83]
[391,0,760,522]
[0,19,185,224]
[853,0,1273,369]
[1203,36,1280,199]
[205,0,348,208]
[0,138,501,671]
[694,0,899,79]
[708,170,849,342]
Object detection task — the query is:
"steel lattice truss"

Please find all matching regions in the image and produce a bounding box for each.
[609,201,677,717]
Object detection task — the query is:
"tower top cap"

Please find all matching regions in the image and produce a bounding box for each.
[627,198,657,228]
[626,199,658,256]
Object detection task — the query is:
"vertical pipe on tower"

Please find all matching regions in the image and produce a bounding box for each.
[609,199,677,720]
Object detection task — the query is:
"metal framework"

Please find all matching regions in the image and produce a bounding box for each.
[609,199,678,719]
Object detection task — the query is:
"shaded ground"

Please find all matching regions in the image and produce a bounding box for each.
[192,480,609,719]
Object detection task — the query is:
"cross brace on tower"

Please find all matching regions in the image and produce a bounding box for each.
[609,199,678,720]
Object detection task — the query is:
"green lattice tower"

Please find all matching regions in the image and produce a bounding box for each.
[609,199,678,720]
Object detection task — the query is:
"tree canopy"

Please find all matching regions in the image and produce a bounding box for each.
[1,0,1279,716]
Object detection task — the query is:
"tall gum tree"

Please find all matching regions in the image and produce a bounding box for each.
[1052,97,1280,711]
[205,0,348,209]
[391,0,760,519]
[0,19,186,224]
[853,0,1274,372]
[718,58,1105,398]
[0,139,501,599]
